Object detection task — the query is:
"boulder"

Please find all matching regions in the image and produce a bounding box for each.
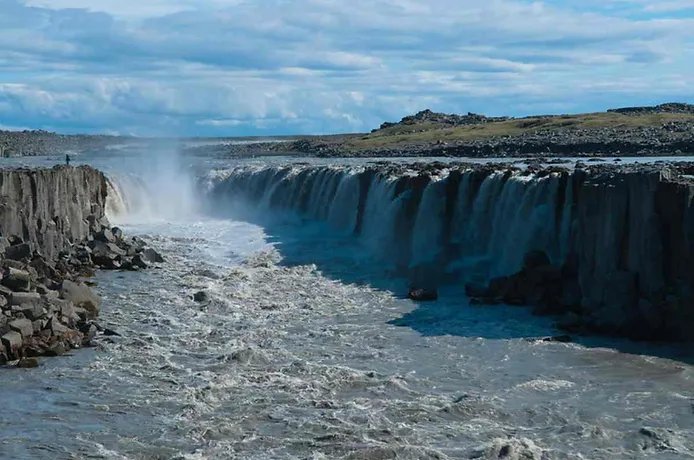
[94,228,116,243]
[86,215,103,233]
[11,303,44,321]
[0,285,12,299]
[4,242,31,261]
[193,291,209,302]
[30,257,60,282]
[2,331,23,358]
[16,357,40,368]
[407,288,438,301]
[131,254,148,269]
[9,318,34,338]
[60,280,100,319]
[48,317,70,335]
[111,227,123,240]
[141,248,164,264]
[9,291,42,307]
[1,267,31,292]
[7,235,23,246]
[44,341,67,356]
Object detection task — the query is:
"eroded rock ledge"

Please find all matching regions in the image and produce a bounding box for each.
[0,166,162,368]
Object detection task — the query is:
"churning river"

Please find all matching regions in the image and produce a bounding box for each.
[1,150,693,459]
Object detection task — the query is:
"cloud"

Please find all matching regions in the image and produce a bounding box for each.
[0,0,693,136]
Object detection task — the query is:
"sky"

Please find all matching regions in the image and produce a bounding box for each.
[0,0,693,136]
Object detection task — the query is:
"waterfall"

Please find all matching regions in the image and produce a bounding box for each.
[205,165,575,284]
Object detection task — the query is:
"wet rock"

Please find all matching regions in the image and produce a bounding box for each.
[141,248,164,264]
[111,227,123,240]
[470,437,543,459]
[525,335,573,344]
[231,348,253,363]
[44,341,67,357]
[193,291,209,302]
[131,254,148,269]
[103,327,121,337]
[16,357,39,368]
[636,427,678,452]
[408,288,438,301]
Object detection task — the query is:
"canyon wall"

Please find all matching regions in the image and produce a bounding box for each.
[0,165,110,260]
[207,162,694,341]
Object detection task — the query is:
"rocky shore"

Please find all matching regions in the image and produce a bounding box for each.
[0,165,162,368]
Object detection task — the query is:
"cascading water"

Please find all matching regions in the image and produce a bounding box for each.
[205,164,574,284]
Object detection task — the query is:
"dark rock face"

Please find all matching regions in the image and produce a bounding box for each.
[0,166,110,260]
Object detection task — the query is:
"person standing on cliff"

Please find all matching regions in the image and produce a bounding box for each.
[65,153,70,166]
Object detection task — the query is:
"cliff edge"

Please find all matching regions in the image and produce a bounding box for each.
[0,166,162,367]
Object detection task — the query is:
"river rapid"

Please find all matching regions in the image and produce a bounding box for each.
[1,150,694,459]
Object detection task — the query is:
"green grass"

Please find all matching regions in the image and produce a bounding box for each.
[344,112,694,150]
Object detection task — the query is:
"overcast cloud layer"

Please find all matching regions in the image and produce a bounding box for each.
[0,0,692,136]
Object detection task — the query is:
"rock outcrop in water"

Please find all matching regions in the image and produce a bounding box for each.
[0,166,163,367]
[208,161,694,342]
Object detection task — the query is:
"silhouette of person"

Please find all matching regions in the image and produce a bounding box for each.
[65,154,71,165]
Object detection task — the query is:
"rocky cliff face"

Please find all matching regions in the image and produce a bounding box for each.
[0,166,164,367]
[207,162,694,341]
[0,165,109,260]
